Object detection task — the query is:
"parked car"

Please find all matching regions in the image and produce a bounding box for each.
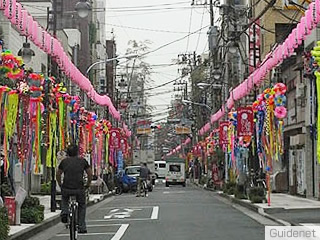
[125,165,155,191]
[154,160,166,179]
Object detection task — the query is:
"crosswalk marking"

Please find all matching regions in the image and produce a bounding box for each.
[111,224,129,240]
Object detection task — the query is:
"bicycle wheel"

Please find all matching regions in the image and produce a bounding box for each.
[69,204,78,240]
[143,181,147,197]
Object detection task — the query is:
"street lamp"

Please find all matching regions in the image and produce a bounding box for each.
[182,99,212,111]
[75,0,92,18]
[227,41,238,54]
[86,53,139,76]
[197,82,223,89]
[118,76,128,88]
[213,68,222,80]
[17,41,35,64]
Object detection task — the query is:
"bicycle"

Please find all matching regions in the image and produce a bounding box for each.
[244,169,267,198]
[68,195,79,240]
[141,179,148,197]
[136,177,148,197]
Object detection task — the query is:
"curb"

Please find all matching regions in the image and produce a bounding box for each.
[218,191,293,226]
[9,192,113,240]
[198,184,295,226]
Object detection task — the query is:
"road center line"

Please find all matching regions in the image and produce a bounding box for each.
[111,224,129,240]
[151,206,159,219]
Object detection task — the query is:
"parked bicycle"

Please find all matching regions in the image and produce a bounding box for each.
[245,169,267,198]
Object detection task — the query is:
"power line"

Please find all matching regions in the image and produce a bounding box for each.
[101,22,199,34]
[186,7,194,52]
[107,1,190,9]
[195,7,206,52]
[107,7,193,12]
[141,25,210,57]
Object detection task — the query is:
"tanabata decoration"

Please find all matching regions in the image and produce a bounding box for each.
[0,46,129,177]
[311,42,320,163]
[176,1,320,150]
[252,83,287,206]
[0,2,121,120]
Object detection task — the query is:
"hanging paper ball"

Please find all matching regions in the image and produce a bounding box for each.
[275,95,286,107]
[233,112,237,118]
[273,83,287,94]
[252,101,259,112]
[257,94,264,102]
[274,106,287,119]
[266,166,271,171]
[92,115,97,120]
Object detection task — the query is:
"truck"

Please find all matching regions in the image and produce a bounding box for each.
[165,157,186,187]
[132,149,155,173]
[131,149,156,187]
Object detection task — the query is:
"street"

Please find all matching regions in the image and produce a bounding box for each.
[27,182,278,240]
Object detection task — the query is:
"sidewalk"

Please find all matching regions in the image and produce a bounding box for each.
[216,190,320,226]
[8,191,113,240]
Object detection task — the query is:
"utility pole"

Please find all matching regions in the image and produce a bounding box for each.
[49,0,58,213]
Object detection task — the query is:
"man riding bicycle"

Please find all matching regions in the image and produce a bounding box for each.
[136,163,151,197]
[56,145,92,234]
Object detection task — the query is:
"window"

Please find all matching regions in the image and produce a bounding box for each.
[169,165,181,172]
[159,163,166,168]
[126,167,140,175]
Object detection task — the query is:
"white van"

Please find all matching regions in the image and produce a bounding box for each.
[165,158,186,187]
[154,161,166,179]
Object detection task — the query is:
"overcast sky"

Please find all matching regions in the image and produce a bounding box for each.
[105,0,217,122]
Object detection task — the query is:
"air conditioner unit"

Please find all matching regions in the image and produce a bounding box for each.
[295,83,305,99]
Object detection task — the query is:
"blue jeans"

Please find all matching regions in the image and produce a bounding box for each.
[61,188,87,231]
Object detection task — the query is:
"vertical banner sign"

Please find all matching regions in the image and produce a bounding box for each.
[109,128,121,149]
[117,151,124,174]
[237,107,254,137]
[248,19,261,73]
[120,138,128,154]
[219,121,229,146]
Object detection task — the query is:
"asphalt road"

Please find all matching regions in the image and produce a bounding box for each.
[29,181,277,240]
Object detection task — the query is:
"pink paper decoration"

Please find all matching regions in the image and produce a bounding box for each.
[4,0,15,19]
[12,2,20,25]
[46,34,52,54]
[26,15,33,37]
[0,0,8,10]
[19,9,28,35]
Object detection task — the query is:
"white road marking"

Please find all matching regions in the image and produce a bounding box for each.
[110,209,120,213]
[57,232,116,236]
[88,218,157,222]
[163,191,186,194]
[101,206,152,209]
[111,224,129,240]
[151,206,159,220]
[104,208,142,219]
[87,224,122,227]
